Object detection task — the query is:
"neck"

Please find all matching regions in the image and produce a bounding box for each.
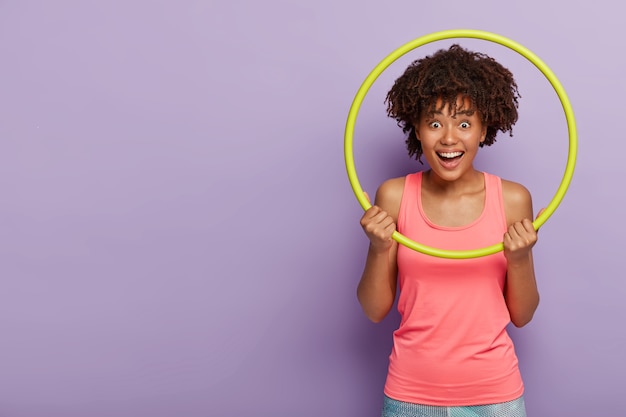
[422,169,484,196]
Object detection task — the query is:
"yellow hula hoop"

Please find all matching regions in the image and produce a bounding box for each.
[345,29,577,259]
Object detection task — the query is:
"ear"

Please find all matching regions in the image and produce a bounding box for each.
[412,125,421,142]
[480,125,487,143]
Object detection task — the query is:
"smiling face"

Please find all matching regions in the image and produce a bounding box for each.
[415,95,487,183]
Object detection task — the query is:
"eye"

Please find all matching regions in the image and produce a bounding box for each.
[459,121,470,128]
[429,121,441,128]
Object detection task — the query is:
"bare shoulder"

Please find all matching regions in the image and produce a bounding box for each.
[501,179,533,224]
[501,179,532,206]
[375,177,405,221]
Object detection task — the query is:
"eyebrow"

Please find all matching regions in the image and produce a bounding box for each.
[428,109,475,117]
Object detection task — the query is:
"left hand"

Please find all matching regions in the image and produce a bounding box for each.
[503,209,544,263]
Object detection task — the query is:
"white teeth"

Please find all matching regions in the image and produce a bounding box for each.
[438,151,463,159]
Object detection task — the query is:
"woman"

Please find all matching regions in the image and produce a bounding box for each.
[358,44,539,417]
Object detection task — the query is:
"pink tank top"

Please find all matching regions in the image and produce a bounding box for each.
[384,171,524,406]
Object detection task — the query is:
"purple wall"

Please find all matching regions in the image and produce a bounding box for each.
[0,1,621,416]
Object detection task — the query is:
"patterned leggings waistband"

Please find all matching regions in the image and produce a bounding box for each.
[381,395,527,417]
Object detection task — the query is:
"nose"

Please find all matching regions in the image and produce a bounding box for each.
[440,126,457,145]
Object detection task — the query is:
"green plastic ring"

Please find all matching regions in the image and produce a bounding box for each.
[345,29,577,259]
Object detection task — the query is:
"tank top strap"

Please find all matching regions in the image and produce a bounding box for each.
[482,172,508,232]
[397,171,422,235]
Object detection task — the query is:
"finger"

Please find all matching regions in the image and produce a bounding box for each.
[377,214,395,229]
[378,218,397,238]
[370,211,394,228]
[361,207,391,228]
[362,204,382,219]
[508,221,537,246]
[363,191,371,203]
[364,216,396,241]
[510,220,534,238]
[519,218,535,233]
[535,207,546,220]
[361,203,395,227]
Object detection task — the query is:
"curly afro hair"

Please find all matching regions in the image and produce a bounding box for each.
[385,44,520,161]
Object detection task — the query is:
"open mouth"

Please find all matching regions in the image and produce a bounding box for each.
[437,151,464,161]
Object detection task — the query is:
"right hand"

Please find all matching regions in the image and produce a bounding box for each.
[359,192,396,252]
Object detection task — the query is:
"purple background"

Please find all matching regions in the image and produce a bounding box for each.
[0,1,622,416]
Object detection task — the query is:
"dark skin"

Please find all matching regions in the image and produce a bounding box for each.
[385,44,521,162]
[357,98,540,327]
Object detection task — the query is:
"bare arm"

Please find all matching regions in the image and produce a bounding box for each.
[356,178,403,323]
[502,180,540,327]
